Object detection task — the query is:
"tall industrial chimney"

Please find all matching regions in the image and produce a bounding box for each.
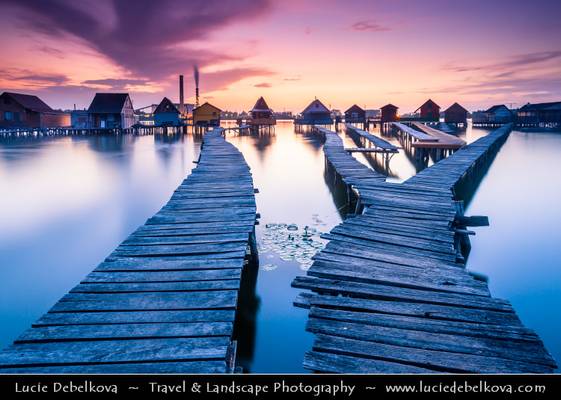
[179,74,185,115]
[193,65,200,108]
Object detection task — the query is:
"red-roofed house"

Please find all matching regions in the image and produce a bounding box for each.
[415,99,440,121]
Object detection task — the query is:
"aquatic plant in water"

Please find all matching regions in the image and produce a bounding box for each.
[259,221,326,271]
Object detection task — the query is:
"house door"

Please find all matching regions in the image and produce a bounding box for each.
[100,120,106,128]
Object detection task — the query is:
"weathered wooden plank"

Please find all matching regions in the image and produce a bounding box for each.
[295,293,521,326]
[84,269,241,283]
[292,276,511,311]
[0,360,227,373]
[53,290,238,312]
[312,334,552,373]
[16,322,233,343]
[111,242,246,257]
[0,337,230,366]
[96,257,243,271]
[308,261,489,296]
[122,232,249,246]
[308,316,555,368]
[303,351,433,373]
[309,307,536,342]
[34,310,235,327]
[71,280,240,293]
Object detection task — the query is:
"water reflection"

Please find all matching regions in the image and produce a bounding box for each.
[1,121,557,372]
[224,120,341,372]
[464,129,561,368]
[0,134,200,347]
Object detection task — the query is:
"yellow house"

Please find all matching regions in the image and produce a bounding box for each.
[193,102,221,126]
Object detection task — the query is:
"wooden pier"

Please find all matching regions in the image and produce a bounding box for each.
[392,121,466,162]
[0,125,196,138]
[294,124,557,373]
[410,122,466,150]
[406,124,510,192]
[344,123,399,154]
[316,126,386,186]
[0,128,257,373]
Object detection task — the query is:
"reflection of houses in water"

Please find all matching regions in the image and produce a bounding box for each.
[154,130,184,144]
[77,133,131,156]
[251,129,276,157]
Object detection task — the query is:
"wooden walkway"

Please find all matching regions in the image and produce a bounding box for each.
[0,128,257,373]
[406,124,511,192]
[345,124,399,153]
[294,124,557,373]
[435,122,456,135]
[392,122,437,143]
[316,126,386,187]
[410,122,466,150]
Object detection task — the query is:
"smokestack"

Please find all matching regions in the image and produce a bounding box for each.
[179,75,184,115]
[193,65,200,108]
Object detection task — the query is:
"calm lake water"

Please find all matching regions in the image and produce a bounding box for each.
[0,122,559,370]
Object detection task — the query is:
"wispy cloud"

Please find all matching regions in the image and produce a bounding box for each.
[254,82,272,88]
[443,51,561,77]
[82,78,152,90]
[410,50,561,107]
[351,20,390,32]
[0,68,70,88]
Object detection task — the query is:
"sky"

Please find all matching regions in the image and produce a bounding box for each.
[1,0,560,113]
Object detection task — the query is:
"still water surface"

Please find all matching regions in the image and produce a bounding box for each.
[0,122,559,370]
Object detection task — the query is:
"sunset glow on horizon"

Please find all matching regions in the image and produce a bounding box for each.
[1,0,560,113]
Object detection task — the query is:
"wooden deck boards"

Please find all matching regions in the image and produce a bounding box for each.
[294,124,556,373]
[410,122,466,149]
[345,124,399,152]
[406,124,512,191]
[315,126,386,188]
[0,128,256,373]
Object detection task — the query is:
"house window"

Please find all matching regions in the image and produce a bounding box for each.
[14,112,20,122]
[4,111,13,121]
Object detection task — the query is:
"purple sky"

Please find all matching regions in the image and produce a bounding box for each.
[1,0,560,112]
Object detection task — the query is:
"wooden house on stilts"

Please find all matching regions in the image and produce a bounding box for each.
[415,99,440,122]
[295,98,333,126]
[344,104,366,125]
[444,103,468,125]
[248,97,275,126]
